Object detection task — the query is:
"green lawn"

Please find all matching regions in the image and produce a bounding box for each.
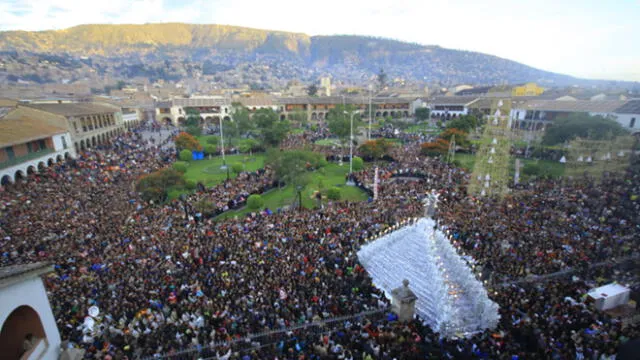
[406,123,441,134]
[182,154,266,186]
[216,163,369,220]
[314,138,343,147]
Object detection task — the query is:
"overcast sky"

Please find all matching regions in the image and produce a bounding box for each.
[1,0,639,82]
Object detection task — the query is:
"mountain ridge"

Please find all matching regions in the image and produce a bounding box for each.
[0,23,630,87]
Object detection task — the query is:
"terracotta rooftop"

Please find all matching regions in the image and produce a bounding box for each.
[0,107,68,147]
[24,102,120,116]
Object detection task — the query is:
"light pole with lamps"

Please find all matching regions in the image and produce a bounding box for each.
[344,110,356,186]
[219,116,227,170]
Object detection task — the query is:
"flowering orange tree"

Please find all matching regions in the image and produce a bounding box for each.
[174,132,202,151]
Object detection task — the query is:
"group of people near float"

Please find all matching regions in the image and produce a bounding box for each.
[0,123,638,359]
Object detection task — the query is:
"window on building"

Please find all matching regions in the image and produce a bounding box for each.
[73,121,78,132]
[630,118,636,128]
[61,136,68,149]
[27,142,33,153]
[38,140,46,150]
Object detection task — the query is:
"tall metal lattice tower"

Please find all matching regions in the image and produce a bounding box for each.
[565,135,635,183]
[468,99,513,198]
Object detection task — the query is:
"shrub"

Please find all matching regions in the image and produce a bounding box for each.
[204,144,217,155]
[206,136,220,145]
[185,179,197,190]
[247,194,264,210]
[231,163,244,174]
[327,187,341,200]
[172,161,188,173]
[318,156,328,168]
[179,149,193,162]
[352,156,364,171]
[238,138,260,153]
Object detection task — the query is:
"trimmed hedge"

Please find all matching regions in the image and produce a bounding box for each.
[327,187,341,200]
[352,156,364,171]
[179,149,193,162]
[172,161,189,173]
[247,194,264,210]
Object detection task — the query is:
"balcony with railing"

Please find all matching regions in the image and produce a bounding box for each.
[0,149,55,170]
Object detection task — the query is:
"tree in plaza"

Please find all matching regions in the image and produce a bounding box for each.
[415,107,431,121]
[359,138,393,160]
[288,111,309,128]
[136,168,185,203]
[222,119,239,147]
[266,149,325,190]
[185,108,201,128]
[254,108,290,147]
[420,138,450,157]
[439,128,470,147]
[238,138,261,153]
[231,102,255,136]
[541,113,625,145]
[174,132,202,151]
[445,115,478,133]
[327,104,361,148]
[307,84,319,96]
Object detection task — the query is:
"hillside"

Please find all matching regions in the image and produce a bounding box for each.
[0,23,603,86]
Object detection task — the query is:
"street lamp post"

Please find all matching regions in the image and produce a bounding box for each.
[345,110,356,186]
[219,116,227,170]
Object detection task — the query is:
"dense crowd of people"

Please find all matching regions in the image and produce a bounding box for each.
[0,123,638,359]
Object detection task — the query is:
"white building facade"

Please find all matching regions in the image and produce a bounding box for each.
[0,263,61,360]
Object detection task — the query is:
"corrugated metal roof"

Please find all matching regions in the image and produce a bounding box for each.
[615,99,640,114]
[513,100,625,113]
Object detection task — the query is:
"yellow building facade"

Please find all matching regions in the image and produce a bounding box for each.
[512,83,545,97]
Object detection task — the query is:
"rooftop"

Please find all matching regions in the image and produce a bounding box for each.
[172,97,228,107]
[513,99,625,113]
[0,107,68,147]
[429,96,480,106]
[24,102,120,117]
[615,99,640,114]
[0,262,53,290]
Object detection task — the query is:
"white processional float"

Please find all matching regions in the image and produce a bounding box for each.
[357,193,500,338]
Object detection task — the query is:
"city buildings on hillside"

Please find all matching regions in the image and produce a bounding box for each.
[0,105,75,185]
